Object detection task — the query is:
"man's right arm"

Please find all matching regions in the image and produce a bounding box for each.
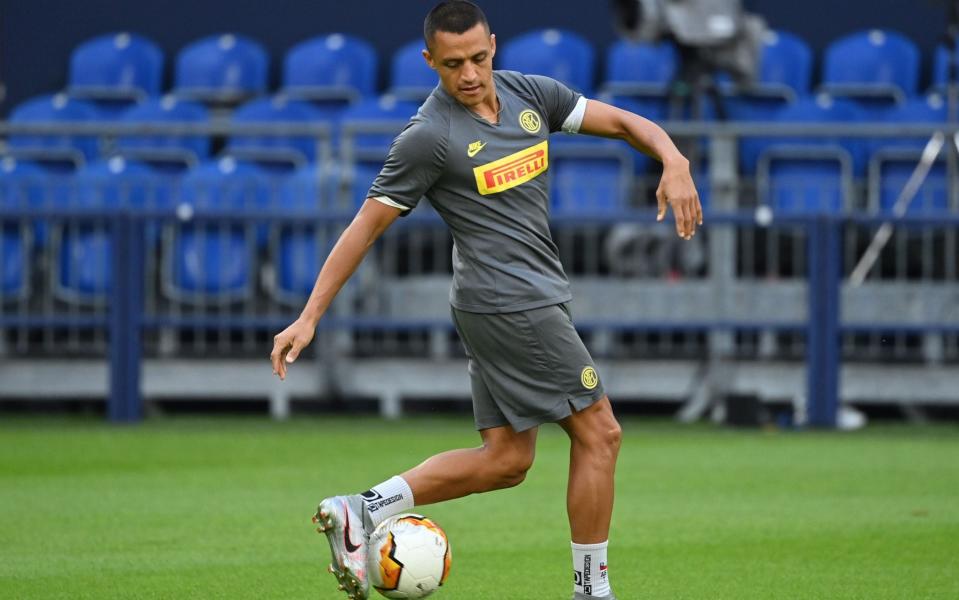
[271,198,402,379]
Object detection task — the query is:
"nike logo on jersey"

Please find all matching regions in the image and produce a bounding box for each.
[467,140,487,157]
[343,505,362,553]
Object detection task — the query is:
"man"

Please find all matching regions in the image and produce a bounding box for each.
[271,2,701,598]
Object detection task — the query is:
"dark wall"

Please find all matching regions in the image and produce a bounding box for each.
[0,0,946,116]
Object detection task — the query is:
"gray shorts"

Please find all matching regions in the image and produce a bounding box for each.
[451,302,606,432]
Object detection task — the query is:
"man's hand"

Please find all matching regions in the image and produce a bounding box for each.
[576,99,704,239]
[656,159,703,240]
[271,317,317,380]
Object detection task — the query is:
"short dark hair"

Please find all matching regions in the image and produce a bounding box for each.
[424,1,489,50]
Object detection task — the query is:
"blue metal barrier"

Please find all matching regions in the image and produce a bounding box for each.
[109,211,144,422]
[806,216,841,427]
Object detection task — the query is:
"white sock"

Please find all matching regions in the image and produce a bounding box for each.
[360,475,415,528]
[572,540,611,598]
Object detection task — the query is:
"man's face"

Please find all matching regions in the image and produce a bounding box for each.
[424,23,496,108]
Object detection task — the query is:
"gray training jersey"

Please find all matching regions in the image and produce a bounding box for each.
[369,70,584,314]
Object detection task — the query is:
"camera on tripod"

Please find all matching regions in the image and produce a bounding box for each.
[611,0,766,91]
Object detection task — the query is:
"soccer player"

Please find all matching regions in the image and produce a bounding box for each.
[271,2,701,598]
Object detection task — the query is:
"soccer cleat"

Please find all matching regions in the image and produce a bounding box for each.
[313,495,370,600]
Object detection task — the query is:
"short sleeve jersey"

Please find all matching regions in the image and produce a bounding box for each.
[369,70,583,314]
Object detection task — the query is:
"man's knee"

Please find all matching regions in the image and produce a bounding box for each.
[604,419,623,456]
[571,401,622,460]
[487,445,535,489]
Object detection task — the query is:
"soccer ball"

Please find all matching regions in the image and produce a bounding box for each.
[367,513,452,599]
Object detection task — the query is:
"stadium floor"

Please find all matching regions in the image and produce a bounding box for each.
[1,416,957,599]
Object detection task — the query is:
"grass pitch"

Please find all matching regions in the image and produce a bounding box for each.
[0,416,957,599]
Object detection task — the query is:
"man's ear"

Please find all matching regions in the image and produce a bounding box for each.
[489,33,496,59]
[422,49,436,71]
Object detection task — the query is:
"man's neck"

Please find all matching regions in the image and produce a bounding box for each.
[468,79,500,124]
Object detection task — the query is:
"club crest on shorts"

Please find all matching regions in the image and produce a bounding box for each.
[581,366,599,390]
[519,109,541,134]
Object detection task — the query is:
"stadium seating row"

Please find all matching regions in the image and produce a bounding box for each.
[3,86,947,199]
[4,82,948,169]
[49,28,959,113]
[7,92,419,165]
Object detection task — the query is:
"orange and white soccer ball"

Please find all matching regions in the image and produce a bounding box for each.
[367,514,452,599]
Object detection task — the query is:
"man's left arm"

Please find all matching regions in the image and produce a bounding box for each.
[578,99,702,240]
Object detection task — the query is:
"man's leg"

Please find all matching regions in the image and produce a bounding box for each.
[558,396,622,599]
[333,424,538,533]
[314,424,537,599]
[401,423,538,504]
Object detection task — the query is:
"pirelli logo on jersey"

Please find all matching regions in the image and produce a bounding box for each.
[473,140,548,196]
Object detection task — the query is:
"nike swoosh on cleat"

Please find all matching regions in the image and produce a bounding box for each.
[343,507,362,553]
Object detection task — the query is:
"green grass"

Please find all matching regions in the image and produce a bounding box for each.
[0,417,957,599]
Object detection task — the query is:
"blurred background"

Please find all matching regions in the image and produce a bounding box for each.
[0,0,956,429]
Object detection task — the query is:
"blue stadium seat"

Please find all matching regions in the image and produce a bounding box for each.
[228,96,326,165]
[165,158,270,300]
[821,30,920,115]
[600,40,675,128]
[723,93,788,123]
[275,225,329,300]
[389,39,437,101]
[723,32,810,122]
[167,230,252,299]
[550,145,633,216]
[869,94,949,214]
[0,157,73,248]
[275,163,327,220]
[603,40,677,92]
[73,156,169,211]
[283,34,378,104]
[174,34,268,104]
[932,43,958,91]
[0,157,48,211]
[718,30,812,92]
[743,94,867,175]
[117,96,211,165]
[9,94,102,165]
[0,223,27,298]
[874,161,948,215]
[56,158,162,302]
[723,30,813,122]
[340,96,420,158]
[872,93,948,152]
[270,165,326,300]
[763,159,850,214]
[754,30,813,97]
[0,158,47,298]
[177,158,273,222]
[68,32,164,113]
[752,95,866,213]
[499,29,595,94]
